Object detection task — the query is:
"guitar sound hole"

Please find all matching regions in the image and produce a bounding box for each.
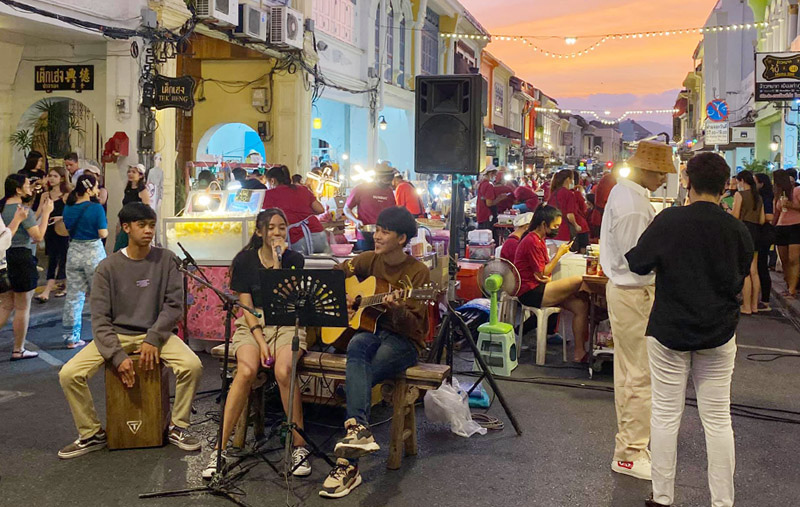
[353,296,362,310]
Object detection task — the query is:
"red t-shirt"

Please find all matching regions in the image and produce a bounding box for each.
[500,234,521,262]
[494,185,514,213]
[542,181,552,203]
[476,179,496,223]
[572,189,590,231]
[514,232,550,295]
[590,173,617,228]
[263,185,324,244]
[514,186,540,210]
[549,187,579,241]
[345,183,396,236]
[394,181,424,216]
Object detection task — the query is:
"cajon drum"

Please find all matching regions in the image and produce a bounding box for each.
[105,355,171,450]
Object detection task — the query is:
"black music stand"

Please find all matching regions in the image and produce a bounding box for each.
[260,269,349,477]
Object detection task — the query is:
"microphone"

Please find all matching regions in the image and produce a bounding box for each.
[275,245,283,264]
[177,242,199,269]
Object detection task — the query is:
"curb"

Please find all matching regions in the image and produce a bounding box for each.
[769,272,800,321]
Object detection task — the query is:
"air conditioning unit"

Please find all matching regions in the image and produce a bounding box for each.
[270,6,304,50]
[234,4,268,41]
[196,0,238,28]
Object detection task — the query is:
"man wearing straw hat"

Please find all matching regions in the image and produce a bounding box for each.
[599,140,676,481]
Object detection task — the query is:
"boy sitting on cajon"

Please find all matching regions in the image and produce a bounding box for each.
[58,202,203,459]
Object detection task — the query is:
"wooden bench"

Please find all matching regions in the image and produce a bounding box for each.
[210,345,450,469]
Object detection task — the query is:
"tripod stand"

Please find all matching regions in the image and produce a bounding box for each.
[259,269,349,478]
[427,175,523,436]
[140,255,261,506]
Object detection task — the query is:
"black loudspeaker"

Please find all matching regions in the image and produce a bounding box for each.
[415,74,485,175]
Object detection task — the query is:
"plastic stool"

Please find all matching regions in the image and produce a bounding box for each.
[474,322,518,377]
[517,305,565,365]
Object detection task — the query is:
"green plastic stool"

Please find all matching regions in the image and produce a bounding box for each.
[474,322,518,377]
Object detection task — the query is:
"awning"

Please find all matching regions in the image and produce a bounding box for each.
[491,124,522,140]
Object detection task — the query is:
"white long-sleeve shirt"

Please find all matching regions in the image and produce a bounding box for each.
[0,216,11,270]
[599,178,656,287]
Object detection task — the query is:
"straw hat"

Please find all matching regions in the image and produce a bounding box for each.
[513,212,533,228]
[375,161,394,175]
[627,140,676,174]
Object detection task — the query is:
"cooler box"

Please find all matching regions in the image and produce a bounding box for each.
[456,261,484,301]
[552,253,587,280]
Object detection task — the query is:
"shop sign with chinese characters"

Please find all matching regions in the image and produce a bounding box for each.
[35,65,94,92]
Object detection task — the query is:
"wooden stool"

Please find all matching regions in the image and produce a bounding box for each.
[105,355,170,450]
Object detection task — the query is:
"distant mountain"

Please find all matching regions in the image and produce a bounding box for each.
[636,120,673,138]
[619,119,653,142]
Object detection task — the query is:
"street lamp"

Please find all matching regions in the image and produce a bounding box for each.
[379,115,388,130]
[770,135,781,152]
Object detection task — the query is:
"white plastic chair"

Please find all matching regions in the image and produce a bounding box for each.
[510,297,567,366]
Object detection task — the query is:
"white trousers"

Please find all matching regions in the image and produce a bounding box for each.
[648,336,737,507]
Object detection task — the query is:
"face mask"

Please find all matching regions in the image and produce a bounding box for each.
[546,227,559,238]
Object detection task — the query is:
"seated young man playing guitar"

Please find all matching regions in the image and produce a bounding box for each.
[319,206,430,499]
[57,202,203,458]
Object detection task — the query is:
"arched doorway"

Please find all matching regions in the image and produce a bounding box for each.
[12,97,101,169]
[196,123,265,162]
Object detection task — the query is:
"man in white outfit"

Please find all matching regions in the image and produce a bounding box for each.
[600,140,675,480]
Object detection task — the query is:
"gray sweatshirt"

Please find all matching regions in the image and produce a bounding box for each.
[91,247,183,367]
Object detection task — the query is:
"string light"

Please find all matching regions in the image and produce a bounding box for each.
[440,21,769,59]
[534,107,680,125]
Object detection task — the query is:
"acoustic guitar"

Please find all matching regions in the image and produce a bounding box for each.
[320,276,441,349]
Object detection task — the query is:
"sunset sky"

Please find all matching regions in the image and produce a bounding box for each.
[460,0,724,127]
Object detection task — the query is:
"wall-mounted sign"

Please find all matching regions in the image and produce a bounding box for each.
[756,52,800,101]
[705,120,730,145]
[706,99,729,122]
[731,127,755,143]
[153,75,195,111]
[35,65,94,93]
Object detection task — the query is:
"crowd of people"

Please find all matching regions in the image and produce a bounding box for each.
[0,146,790,506]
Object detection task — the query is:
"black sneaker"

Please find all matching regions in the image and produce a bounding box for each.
[333,418,380,459]
[168,425,202,451]
[58,430,107,459]
[319,458,362,499]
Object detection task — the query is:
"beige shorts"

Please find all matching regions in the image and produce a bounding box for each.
[230,315,307,358]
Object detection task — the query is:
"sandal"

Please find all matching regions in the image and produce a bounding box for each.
[34,294,49,304]
[53,290,67,298]
[11,348,39,361]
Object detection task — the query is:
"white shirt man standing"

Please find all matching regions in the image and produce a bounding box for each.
[599,140,675,481]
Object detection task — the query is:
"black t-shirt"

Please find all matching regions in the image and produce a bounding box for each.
[625,202,753,351]
[242,179,267,190]
[229,248,304,308]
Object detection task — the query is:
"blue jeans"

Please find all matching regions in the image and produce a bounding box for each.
[62,240,106,342]
[345,329,418,426]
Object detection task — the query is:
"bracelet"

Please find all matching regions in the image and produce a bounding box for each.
[250,324,263,333]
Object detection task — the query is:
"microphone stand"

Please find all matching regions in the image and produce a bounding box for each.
[140,254,261,506]
[176,242,211,344]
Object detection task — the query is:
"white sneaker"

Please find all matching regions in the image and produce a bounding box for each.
[203,450,228,480]
[291,446,312,477]
[611,454,652,480]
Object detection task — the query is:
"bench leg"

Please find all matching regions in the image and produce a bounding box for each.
[252,383,266,443]
[387,378,408,470]
[404,399,417,457]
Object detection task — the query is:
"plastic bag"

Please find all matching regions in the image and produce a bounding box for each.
[424,378,487,438]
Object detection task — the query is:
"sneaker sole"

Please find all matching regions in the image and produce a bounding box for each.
[292,465,312,477]
[169,438,202,452]
[611,462,651,481]
[58,442,106,459]
[334,442,380,459]
[319,473,362,499]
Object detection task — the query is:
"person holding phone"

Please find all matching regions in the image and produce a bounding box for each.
[202,208,311,480]
[513,205,589,362]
